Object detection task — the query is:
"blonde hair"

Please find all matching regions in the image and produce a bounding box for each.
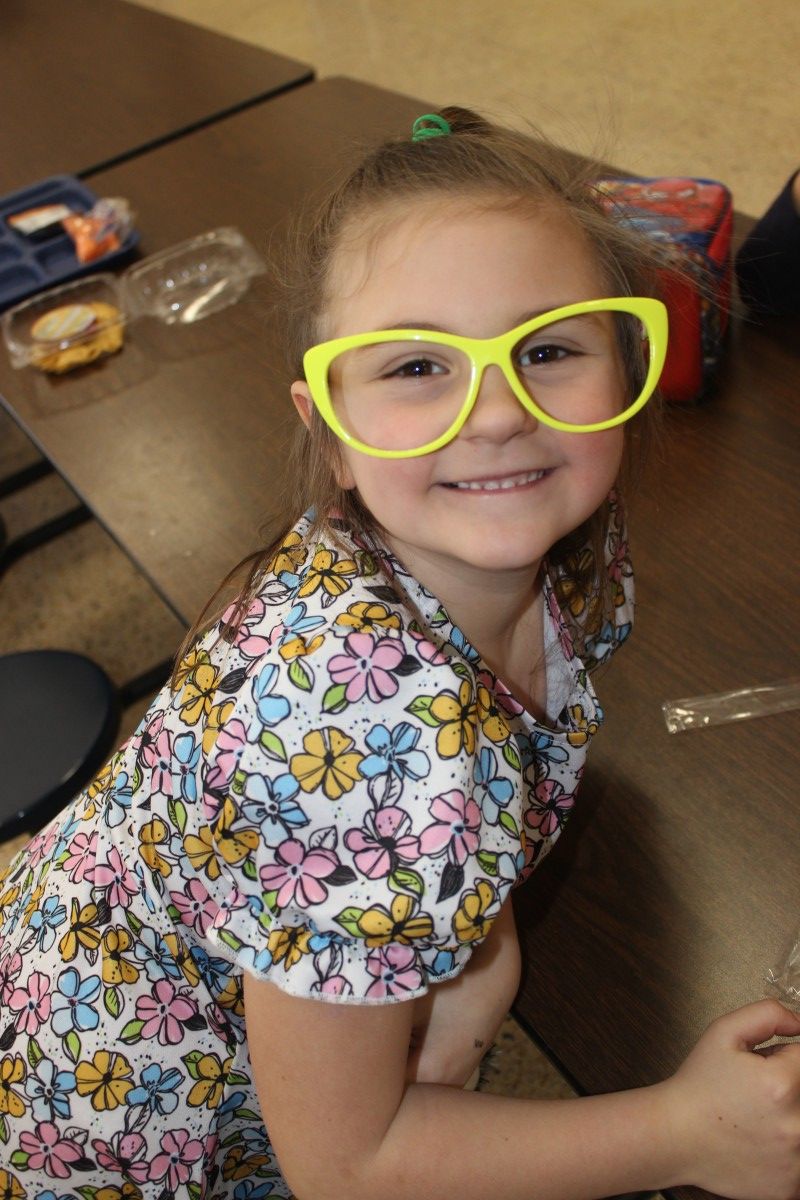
[174,106,666,676]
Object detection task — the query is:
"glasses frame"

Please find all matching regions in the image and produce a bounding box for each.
[302,296,668,458]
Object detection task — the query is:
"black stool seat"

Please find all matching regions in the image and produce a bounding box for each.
[0,650,119,840]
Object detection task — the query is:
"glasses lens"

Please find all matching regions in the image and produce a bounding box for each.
[512,309,643,426]
[327,338,471,451]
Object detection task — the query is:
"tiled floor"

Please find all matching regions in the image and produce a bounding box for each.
[3,2,797,1191]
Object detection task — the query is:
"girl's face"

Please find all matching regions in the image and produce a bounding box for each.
[292,200,626,596]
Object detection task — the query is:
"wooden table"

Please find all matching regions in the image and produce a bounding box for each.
[1,0,312,190]
[1,76,797,1200]
[0,78,426,623]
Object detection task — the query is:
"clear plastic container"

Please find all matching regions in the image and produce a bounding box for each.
[122,227,265,325]
[1,273,126,373]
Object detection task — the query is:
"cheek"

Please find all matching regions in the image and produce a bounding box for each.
[572,428,624,486]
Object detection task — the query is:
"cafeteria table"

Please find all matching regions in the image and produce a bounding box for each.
[0,75,797,1200]
[1,0,313,190]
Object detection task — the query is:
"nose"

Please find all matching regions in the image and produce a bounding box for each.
[461,363,537,440]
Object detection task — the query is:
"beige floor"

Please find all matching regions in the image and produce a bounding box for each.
[2,0,797,1188]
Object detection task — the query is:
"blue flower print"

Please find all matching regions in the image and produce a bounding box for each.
[127,1061,183,1114]
[448,626,480,663]
[213,1088,247,1130]
[51,967,101,1036]
[235,944,274,975]
[252,663,291,727]
[234,1181,276,1200]
[473,747,514,825]
[496,848,525,883]
[24,1056,76,1121]
[104,770,133,828]
[359,721,430,784]
[33,1191,76,1200]
[192,946,236,994]
[241,772,308,847]
[133,924,181,983]
[589,618,632,664]
[279,602,325,644]
[28,895,68,952]
[428,948,456,977]
[172,731,201,803]
[519,730,570,775]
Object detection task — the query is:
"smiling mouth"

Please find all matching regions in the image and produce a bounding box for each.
[442,469,551,492]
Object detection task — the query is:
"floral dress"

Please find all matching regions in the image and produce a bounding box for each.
[0,501,633,1200]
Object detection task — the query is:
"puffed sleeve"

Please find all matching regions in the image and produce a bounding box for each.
[187,589,513,1006]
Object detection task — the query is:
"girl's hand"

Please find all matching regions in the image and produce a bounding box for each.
[662,999,800,1199]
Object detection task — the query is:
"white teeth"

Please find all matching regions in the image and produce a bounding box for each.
[451,470,546,491]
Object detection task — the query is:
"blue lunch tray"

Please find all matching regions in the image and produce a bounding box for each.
[0,175,139,313]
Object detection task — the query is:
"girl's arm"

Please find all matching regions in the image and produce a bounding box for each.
[405,896,521,1087]
[244,972,800,1200]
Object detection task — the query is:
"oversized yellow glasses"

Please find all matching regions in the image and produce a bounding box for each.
[302,297,668,458]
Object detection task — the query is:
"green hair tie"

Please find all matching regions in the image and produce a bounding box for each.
[411,114,452,142]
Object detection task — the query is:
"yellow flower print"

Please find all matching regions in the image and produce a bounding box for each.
[278,631,326,662]
[59,897,103,962]
[0,1169,26,1200]
[566,703,599,747]
[23,883,45,921]
[290,727,364,800]
[297,547,358,599]
[202,698,236,756]
[95,1186,143,1200]
[183,825,222,881]
[429,679,478,759]
[554,547,595,619]
[453,880,497,943]
[75,1049,133,1111]
[222,1145,271,1183]
[358,894,434,948]
[0,881,20,919]
[138,817,172,878]
[86,760,114,801]
[216,975,244,1015]
[476,683,511,744]
[187,1052,230,1108]
[268,924,314,971]
[267,529,307,577]
[178,662,220,726]
[0,1055,26,1118]
[164,932,201,987]
[101,928,140,986]
[335,601,402,635]
[212,798,260,866]
[172,647,212,693]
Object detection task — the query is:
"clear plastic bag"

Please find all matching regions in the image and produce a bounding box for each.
[662,677,800,734]
[766,931,800,1012]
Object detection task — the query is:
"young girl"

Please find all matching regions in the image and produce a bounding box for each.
[2,107,800,1200]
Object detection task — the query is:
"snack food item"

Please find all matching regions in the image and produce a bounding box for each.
[30,300,124,373]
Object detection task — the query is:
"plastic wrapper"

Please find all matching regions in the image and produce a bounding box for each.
[62,197,134,264]
[766,931,800,1012]
[662,678,800,733]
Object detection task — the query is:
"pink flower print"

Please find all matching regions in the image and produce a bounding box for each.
[221,596,272,659]
[419,790,481,866]
[8,970,51,1035]
[136,979,198,1045]
[0,951,22,1005]
[344,807,420,879]
[546,587,574,660]
[150,1127,204,1190]
[93,846,139,908]
[62,830,98,883]
[139,727,174,797]
[27,824,58,869]
[328,631,405,703]
[93,1130,150,1183]
[366,944,423,999]
[259,838,338,908]
[204,717,248,797]
[477,669,524,719]
[19,1121,83,1179]
[408,628,447,665]
[170,878,219,937]
[525,779,575,838]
